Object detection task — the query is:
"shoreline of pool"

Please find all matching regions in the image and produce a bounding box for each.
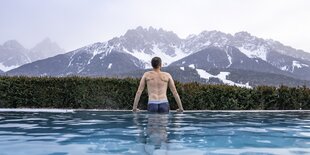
[0,108,310,113]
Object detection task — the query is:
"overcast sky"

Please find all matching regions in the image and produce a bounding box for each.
[0,0,309,52]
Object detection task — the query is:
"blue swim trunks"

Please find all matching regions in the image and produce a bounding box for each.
[148,100,169,113]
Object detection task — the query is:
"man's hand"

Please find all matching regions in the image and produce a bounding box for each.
[176,108,184,112]
[132,108,140,112]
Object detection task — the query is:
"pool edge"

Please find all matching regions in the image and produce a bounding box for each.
[0,108,310,113]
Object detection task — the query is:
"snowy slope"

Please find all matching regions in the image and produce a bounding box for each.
[0,63,20,72]
[181,30,310,80]
[196,69,251,88]
[170,47,291,78]
[123,44,189,68]
[108,26,190,68]
[7,42,145,76]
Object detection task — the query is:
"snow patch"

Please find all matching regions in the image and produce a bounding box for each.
[108,63,112,69]
[196,69,213,79]
[280,66,289,71]
[196,69,251,88]
[87,49,101,64]
[188,64,195,69]
[226,50,232,68]
[180,67,184,71]
[238,46,267,61]
[77,67,85,73]
[0,63,19,72]
[292,61,309,69]
[100,47,112,60]
[67,55,75,67]
[124,44,189,69]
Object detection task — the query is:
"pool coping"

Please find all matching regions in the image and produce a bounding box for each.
[0,108,310,113]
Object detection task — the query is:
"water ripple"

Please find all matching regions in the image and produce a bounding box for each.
[0,111,310,154]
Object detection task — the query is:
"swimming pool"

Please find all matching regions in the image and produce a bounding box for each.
[0,111,310,155]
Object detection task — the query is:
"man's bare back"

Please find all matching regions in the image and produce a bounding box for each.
[132,58,184,113]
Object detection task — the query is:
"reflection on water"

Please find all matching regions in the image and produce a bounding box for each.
[146,113,169,149]
[133,113,170,154]
[0,111,310,155]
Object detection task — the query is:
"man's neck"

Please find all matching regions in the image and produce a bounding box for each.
[153,68,161,73]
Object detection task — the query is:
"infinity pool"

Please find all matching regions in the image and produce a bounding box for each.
[0,111,310,155]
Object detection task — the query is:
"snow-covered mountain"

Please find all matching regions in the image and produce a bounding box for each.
[0,39,64,72]
[180,30,310,80]
[8,27,188,76]
[0,40,31,72]
[6,27,310,87]
[28,38,65,62]
[169,47,310,87]
[170,46,294,76]
[7,42,144,76]
[108,26,189,67]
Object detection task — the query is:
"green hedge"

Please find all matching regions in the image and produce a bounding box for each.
[0,76,309,110]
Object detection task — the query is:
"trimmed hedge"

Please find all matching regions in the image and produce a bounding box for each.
[0,76,309,110]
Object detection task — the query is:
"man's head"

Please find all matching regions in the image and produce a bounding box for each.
[151,57,162,69]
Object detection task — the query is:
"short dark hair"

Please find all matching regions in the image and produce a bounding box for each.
[151,57,162,69]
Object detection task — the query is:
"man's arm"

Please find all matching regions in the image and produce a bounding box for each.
[132,73,146,111]
[168,73,184,112]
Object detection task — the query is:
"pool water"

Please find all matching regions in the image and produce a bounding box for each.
[0,111,310,155]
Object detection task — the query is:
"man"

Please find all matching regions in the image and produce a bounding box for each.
[132,57,184,113]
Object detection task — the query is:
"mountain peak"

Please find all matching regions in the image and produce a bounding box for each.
[124,26,180,40]
[0,40,29,71]
[29,38,64,61]
[2,40,25,50]
[33,38,63,50]
[234,31,253,39]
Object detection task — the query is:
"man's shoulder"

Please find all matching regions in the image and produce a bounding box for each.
[143,71,153,77]
[144,71,152,75]
[161,71,171,77]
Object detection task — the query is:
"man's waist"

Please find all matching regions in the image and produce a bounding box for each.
[148,99,169,104]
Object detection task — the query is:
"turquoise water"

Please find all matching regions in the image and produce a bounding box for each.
[0,111,310,155]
